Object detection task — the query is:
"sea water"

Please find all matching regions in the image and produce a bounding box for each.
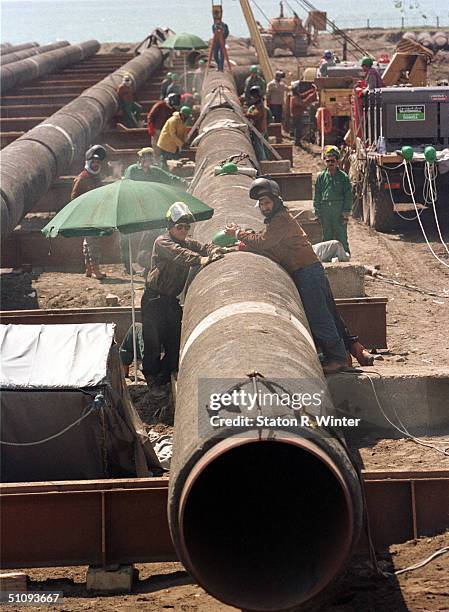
[1,0,446,45]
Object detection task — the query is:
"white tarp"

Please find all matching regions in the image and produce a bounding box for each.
[0,323,115,389]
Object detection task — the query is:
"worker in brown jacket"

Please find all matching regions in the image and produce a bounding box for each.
[225,178,349,374]
[71,145,107,280]
[141,202,224,388]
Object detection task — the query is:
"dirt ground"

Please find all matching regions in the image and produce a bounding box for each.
[3,28,449,612]
[9,532,449,611]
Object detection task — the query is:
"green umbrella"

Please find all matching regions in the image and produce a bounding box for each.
[160,33,208,90]
[42,179,214,383]
[160,32,208,50]
[42,179,214,238]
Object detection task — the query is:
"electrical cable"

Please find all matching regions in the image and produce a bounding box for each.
[394,547,449,576]
[354,371,449,457]
[380,167,423,221]
[403,160,449,269]
[424,161,449,256]
[0,403,96,446]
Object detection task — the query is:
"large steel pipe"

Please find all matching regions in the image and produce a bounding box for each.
[168,72,363,611]
[0,41,70,66]
[0,46,163,237]
[0,40,100,94]
[0,42,39,56]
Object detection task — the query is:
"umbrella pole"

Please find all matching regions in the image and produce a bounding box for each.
[184,54,187,92]
[128,238,138,384]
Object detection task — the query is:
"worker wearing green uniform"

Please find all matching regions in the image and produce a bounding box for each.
[313,146,352,254]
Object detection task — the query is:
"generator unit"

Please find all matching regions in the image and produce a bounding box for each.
[363,87,449,152]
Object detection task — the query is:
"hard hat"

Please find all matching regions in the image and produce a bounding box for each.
[166,202,195,226]
[198,58,206,66]
[275,70,286,79]
[137,147,154,158]
[361,56,373,67]
[250,65,258,73]
[220,162,238,175]
[212,230,237,247]
[167,92,181,107]
[171,72,180,81]
[324,145,340,159]
[166,71,173,79]
[85,144,107,161]
[249,85,262,99]
[180,105,192,117]
[249,177,280,200]
[323,50,333,59]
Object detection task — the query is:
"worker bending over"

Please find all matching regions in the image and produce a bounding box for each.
[314,146,352,255]
[146,92,180,151]
[157,105,192,170]
[225,178,349,373]
[141,203,224,387]
[117,74,142,128]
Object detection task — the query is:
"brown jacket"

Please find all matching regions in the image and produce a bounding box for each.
[71,169,101,200]
[147,100,174,131]
[240,207,318,273]
[146,233,213,297]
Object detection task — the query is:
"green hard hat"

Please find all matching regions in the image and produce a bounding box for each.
[221,162,238,175]
[180,105,192,117]
[250,64,258,73]
[166,72,173,79]
[171,72,180,80]
[424,146,436,163]
[212,230,237,247]
[199,58,206,65]
[401,145,414,162]
[361,56,373,67]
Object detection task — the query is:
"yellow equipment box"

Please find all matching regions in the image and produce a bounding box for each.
[320,88,352,116]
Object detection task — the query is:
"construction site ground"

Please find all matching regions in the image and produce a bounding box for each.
[4,29,449,611]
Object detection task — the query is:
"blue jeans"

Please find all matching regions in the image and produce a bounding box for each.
[213,44,224,71]
[291,262,347,362]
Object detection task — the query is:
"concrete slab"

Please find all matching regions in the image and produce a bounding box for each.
[86,564,137,594]
[324,262,366,298]
[328,368,449,436]
[259,159,291,174]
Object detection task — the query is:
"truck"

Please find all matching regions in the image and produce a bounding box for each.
[351,86,449,231]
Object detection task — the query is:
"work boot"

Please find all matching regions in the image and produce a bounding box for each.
[350,342,374,366]
[85,263,93,278]
[91,264,106,280]
[322,360,348,375]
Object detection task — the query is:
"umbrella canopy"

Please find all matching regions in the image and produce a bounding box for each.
[42,179,214,238]
[160,32,208,50]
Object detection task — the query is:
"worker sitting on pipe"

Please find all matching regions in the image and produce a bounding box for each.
[157,105,192,171]
[313,146,352,255]
[71,146,108,280]
[120,147,188,275]
[146,92,181,151]
[225,178,350,374]
[117,74,143,128]
[243,65,266,105]
[141,202,225,388]
[246,86,273,162]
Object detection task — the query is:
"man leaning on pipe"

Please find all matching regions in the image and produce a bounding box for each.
[225,178,373,373]
[141,202,225,390]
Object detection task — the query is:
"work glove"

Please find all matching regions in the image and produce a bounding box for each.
[200,252,224,267]
[212,246,228,255]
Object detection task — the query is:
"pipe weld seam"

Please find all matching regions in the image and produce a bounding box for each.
[179,300,315,365]
[33,123,75,164]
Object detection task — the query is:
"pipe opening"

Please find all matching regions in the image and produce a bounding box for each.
[180,440,353,611]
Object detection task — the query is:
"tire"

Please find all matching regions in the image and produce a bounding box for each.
[369,183,396,231]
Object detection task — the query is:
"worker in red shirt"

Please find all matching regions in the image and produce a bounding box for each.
[146,93,181,152]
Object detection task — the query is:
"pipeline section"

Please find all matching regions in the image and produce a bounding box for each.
[0,46,163,237]
[168,71,363,611]
[0,40,100,94]
[0,42,39,56]
[0,41,70,67]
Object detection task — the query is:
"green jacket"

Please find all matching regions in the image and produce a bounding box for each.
[313,168,352,216]
[124,163,186,187]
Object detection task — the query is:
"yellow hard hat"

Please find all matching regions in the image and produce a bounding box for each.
[137,147,154,158]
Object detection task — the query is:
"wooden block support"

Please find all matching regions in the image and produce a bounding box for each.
[0,572,27,592]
